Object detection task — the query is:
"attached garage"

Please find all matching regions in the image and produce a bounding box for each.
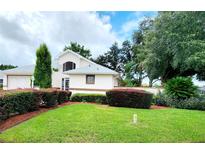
[2,65,35,90]
[7,75,32,89]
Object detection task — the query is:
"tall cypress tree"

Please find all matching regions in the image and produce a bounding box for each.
[34,43,52,88]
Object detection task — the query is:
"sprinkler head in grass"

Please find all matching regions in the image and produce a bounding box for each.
[133,114,137,124]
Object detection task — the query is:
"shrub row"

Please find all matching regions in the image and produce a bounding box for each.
[106,89,153,109]
[0,91,40,121]
[153,93,205,111]
[0,89,72,121]
[70,89,153,109]
[71,93,107,104]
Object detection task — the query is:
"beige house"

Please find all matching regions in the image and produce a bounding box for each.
[1,50,119,93]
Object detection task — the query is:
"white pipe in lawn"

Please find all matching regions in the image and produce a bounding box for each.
[133,114,137,124]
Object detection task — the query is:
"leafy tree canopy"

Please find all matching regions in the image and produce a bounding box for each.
[93,42,123,73]
[64,42,92,59]
[144,12,205,83]
[123,17,154,86]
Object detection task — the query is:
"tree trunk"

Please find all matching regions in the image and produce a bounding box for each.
[149,79,153,87]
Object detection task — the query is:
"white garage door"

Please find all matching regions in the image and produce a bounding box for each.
[8,75,32,90]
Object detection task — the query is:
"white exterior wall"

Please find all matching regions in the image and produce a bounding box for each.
[113,76,118,87]
[80,60,90,67]
[52,71,63,88]
[69,74,114,89]
[52,52,93,89]
[70,90,106,94]
[58,52,81,68]
[52,52,80,88]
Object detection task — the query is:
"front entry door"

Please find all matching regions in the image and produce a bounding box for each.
[62,78,69,90]
[65,78,69,90]
[62,78,70,90]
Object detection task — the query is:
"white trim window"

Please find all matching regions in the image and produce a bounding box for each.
[86,75,95,84]
[63,61,76,72]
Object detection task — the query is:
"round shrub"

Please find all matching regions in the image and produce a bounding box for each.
[106,89,153,109]
[164,77,198,99]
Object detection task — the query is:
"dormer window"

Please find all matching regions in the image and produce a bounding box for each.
[63,61,76,72]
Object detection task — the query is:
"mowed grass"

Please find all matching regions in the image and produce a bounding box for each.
[0,103,205,143]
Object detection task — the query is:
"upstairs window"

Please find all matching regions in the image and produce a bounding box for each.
[63,61,76,72]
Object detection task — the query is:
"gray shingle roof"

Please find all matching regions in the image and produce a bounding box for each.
[1,65,35,75]
[64,64,118,75]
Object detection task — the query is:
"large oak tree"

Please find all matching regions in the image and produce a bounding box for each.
[144,12,205,84]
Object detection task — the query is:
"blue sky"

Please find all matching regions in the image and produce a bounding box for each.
[98,11,157,40]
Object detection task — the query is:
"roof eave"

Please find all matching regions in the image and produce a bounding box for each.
[66,72,119,75]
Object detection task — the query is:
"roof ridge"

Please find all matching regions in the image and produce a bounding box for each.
[60,49,118,74]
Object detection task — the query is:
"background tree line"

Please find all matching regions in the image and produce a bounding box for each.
[0,64,17,70]
[65,12,205,87]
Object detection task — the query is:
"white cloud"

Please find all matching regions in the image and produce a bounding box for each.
[119,17,143,40]
[101,15,111,24]
[121,19,140,33]
[119,12,157,39]
[0,12,118,66]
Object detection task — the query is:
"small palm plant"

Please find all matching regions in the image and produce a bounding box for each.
[164,76,198,99]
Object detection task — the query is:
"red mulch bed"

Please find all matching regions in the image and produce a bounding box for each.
[0,103,168,133]
[150,105,169,109]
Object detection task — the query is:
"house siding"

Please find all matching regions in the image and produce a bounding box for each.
[69,74,114,90]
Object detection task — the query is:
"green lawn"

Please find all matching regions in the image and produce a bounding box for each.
[0,103,205,143]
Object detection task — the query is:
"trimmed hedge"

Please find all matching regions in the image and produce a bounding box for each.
[106,89,153,109]
[38,90,58,107]
[57,90,72,104]
[0,89,72,121]
[0,91,40,121]
[38,89,72,107]
[71,93,107,104]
